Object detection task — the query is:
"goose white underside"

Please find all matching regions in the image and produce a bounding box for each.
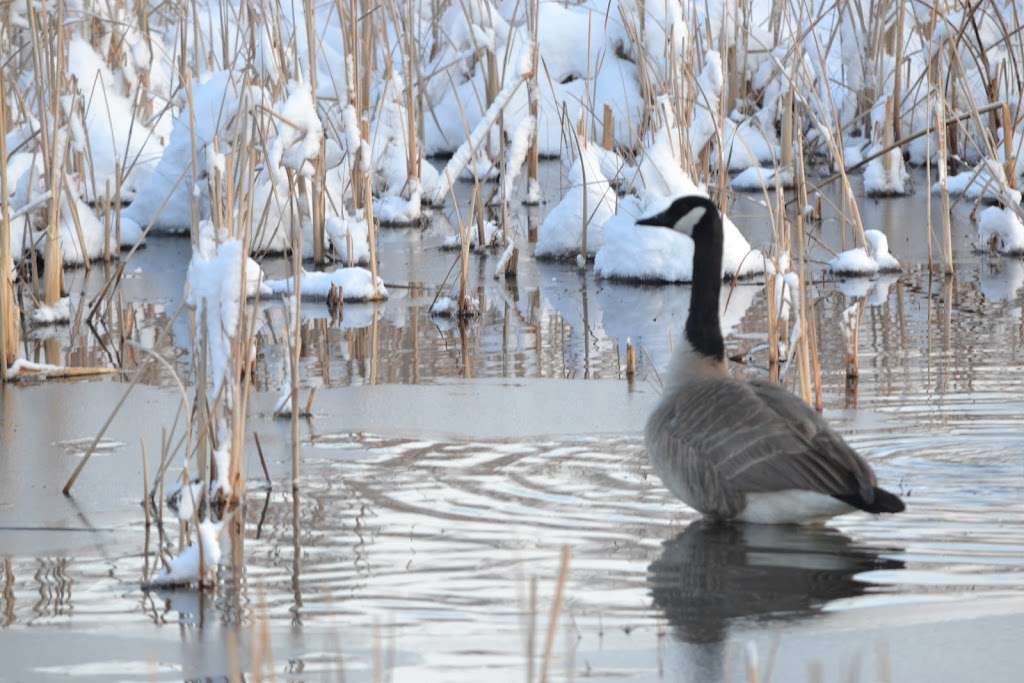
[735,489,855,525]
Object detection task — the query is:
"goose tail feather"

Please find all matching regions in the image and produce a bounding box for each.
[833,487,905,514]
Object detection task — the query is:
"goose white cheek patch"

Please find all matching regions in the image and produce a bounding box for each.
[673,207,705,235]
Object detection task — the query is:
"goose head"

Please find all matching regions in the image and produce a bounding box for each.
[636,194,727,373]
[636,195,722,243]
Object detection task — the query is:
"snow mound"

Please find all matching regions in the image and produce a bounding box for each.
[151,520,222,587]
[60,195,144,265]
[266,267,387,302]
[124,72,266,233]
[186,226,268,396]
[430,297,457,317]
[934,159,1023,204]
[864,230,901,272]
[31,297,71,325]
[442,219,502,250]
[731,166,794,191]
[864,148,910,196]
[595,196,766,283]
[977,206,1024,255]
[719,119,779,171]
[828,247,879,277]
[375,189,423,226]
[325,213,370,265]
[535,145,615,259]
[430,295,479,318]
[595,212,694,282]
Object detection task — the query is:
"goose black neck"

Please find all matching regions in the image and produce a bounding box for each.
[686,211,725,361]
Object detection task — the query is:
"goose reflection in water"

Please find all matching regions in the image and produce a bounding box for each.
[648,521,903,678]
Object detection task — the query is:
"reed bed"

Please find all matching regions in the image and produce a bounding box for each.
[2,0,1023,676]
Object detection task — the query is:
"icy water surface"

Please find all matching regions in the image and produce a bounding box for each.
[1,172,1023,681]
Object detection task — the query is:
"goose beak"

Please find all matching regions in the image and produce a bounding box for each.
[636,210,671,227]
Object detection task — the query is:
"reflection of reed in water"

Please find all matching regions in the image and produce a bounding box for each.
[648,521,902,648]
[30,557,74,622]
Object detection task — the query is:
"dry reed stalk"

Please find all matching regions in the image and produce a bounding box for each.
[934,101,954,273]
[301,0,327,263]
[625,339,636,383]
[716,36,729,211]
[29,5,64,309]
[828,115,867,250]
[474,182,487,248]
[8,364,119,380]
[780,81,794,174]
[1003,102,1016,190]
[892,3,905,140]
[539,545,571,683]
[404,0,421,186]
[62,347,163,494]
[765,271,780,383]
[601,104,614,150]
[365,173,381,293]
[794,132,813,406]
[525,0,540,204]
[0,73,20,372]
[486,45,500,160]
[844,301,864,380]
[458,189,475,316]
[575,133,589,265]
[508,246,520,278]
[881,96,895,176]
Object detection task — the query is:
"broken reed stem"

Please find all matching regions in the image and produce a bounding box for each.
[504,247,519,278]
[458,188,475,314]
[63,356,153,494]
[845,301,864,380]
[601,104,614,150]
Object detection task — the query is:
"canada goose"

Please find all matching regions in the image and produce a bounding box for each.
[638,195,905,524]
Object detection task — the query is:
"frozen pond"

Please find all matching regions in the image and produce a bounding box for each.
[1,170,1023,681]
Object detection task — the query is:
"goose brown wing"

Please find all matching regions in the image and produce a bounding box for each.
[670,378,876,500]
